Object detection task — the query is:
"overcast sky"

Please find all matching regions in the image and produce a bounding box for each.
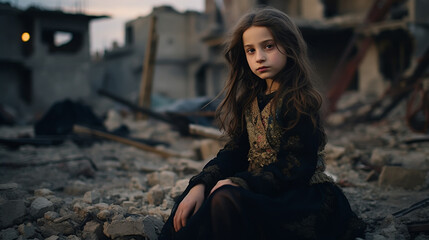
[8,0,205,54]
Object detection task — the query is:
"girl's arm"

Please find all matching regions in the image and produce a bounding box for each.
[188,131,250,196]
[232,113,320,196]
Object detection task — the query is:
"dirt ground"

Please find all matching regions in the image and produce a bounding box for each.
[0,113,428,239]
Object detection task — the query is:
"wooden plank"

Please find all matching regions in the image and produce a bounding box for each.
[73,124,181,158]
[137,15,158,120]
[189,124,224,140]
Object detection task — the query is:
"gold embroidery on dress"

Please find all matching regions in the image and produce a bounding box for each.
[245,98,283,171]
[245,97,333,184]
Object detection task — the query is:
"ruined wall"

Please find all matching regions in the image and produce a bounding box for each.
[0,6,31,113]
[97,6,207,103]
[0,4,101,116]
[28,15,93,113]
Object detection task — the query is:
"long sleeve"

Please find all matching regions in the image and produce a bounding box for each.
[188,131,250,196]
[233,113,320,196]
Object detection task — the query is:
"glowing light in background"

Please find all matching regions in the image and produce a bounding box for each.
[21,32,30,42]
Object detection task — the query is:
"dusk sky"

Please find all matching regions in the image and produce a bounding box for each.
[9,0,205,54]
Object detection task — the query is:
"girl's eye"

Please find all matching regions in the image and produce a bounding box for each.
[246,48,255,54]
[266,44,274,49]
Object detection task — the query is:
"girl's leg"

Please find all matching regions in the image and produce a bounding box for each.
[210,186,249,240]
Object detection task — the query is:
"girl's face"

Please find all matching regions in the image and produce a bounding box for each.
[243,26,287,82]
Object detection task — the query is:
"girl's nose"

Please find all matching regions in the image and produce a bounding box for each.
[256,51,266,63]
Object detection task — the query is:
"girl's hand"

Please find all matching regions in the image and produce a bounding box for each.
[174,184,205,232]
[209,179,239,195]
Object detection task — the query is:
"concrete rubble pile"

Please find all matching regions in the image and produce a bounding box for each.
[0,104,428,239]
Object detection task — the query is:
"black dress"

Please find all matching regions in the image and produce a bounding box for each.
[159,93,366,240]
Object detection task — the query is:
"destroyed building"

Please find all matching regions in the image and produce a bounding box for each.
[93,0,428,114]
[0,3,106,117]
[1,0,427,120]
[203,0,429,100]
[89,6,209,107]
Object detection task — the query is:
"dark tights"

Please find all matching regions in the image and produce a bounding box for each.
[210,186,250,240]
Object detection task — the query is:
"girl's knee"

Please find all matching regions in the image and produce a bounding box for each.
[210,186,241,209]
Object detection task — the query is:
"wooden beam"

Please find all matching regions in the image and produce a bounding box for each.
[138,15,158,120]
[73,124,182,158]
[189,124,224,140]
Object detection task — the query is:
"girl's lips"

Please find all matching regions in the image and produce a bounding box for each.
[257,67,269,72]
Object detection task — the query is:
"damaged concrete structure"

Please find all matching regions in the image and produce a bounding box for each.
[1,0,427,119]
[0,3,106,115]
[202,0,429,100]
[90,6,209,106]
[94,0,428,113]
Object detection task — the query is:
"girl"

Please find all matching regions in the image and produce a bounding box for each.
[159,7,366,240]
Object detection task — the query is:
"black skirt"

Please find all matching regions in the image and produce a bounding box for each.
[159,182,366,240]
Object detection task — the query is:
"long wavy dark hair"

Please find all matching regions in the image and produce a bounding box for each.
[217,7,326,147]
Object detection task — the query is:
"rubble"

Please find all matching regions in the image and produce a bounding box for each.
[378,166,427,190]
[0,109,428,239]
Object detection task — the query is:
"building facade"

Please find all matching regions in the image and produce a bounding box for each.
[0,3,106,116]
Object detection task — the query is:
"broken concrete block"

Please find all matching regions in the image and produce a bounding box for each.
[128,176,146,190]
[82,220,104,240]
[159,170,177,188]
[30,197,54,219]
[0,228,19,240]
[72,201,90,219]
[148,207,171,222]
[67,235,80,240]
[162,196,175,210]
[168,158,204,174]
[97,209,111,221]
[44,211,60,221]
[83,190,101,204]
[63,180,91,196]
[39,218,75,237]
[170,178,189,199]
[324,143,346,161]
[142,215,164,240]
[103,215,162,240]
[0,199,25,228]
[107,204,126,217]
[18,222,37,239]
[369,148,391,167]
[147,185,165,206]
[199,139,222,160]
[147,172,160,187]
[34,188,54,197]
[104,109,123,131]
[378,166,428,189]
[94,202,109,210]
[46,196,65,210]
[103,216,145,239]
[121,200,135,209]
